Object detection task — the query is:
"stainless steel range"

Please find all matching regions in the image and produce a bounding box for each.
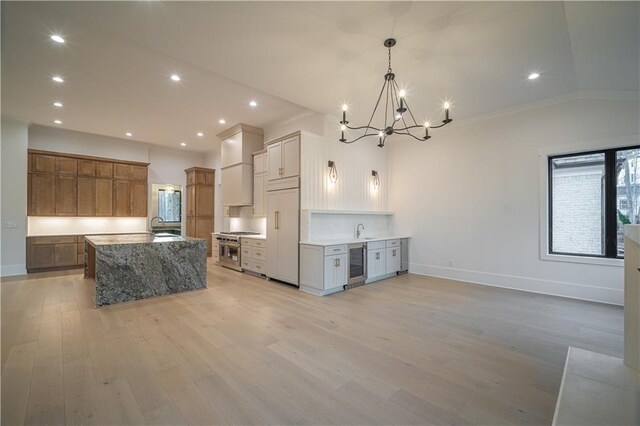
[214,231,261,271]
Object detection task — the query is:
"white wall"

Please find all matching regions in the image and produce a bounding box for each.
[1,117,29,276]
[27,125,211,236]
[389,95,640,305]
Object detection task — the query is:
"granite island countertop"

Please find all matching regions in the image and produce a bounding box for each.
[85,234,203,246]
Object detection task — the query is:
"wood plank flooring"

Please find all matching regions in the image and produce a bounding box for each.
[1,261,623,425]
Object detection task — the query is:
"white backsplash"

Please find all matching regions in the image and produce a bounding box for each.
[28,217,148,236]
[224,206,267,234]
[301,210,394,242]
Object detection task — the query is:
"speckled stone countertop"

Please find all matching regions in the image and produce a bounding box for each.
[85,233,207,307]
[85,234,202,246]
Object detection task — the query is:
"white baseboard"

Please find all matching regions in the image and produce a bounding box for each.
[411,263,623,306]
[0,264,27,278]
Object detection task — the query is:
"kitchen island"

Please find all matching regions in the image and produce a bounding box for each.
[85,234,207,307]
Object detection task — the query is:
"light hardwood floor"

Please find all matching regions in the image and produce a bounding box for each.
[1,261,623,425]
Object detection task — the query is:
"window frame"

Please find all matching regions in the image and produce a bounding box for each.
[543,141,640,264]
[157,189,182,223]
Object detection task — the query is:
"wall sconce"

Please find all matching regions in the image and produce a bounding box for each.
[371,170,380,190]
[328,161,338,183]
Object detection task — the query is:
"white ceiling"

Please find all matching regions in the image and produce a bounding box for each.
[2,2,638,152]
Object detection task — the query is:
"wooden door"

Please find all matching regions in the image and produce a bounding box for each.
[266,191,279,277]
[130,182,147,217]
[195,185,214,216]
[55,243,78,266]
[31,154,56,173]
[55,175,77,216]
[276,188,299,285]
[95,161,113,178]
[267,142,282,181]
[281,137,300,178]
[113,163,129,180]
[113,180,130,216]
[29,173,55,215]
[77,160,96,176]
[77,177,96,216]
[56,157,77,175]
[95,179,113,216]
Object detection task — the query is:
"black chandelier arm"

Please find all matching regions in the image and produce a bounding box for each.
[342,133,382,144]
[345,124,381,132]
[392,130,427,142]
[396,119,453,132]
[392,80,419,127]
[363,77,389,133]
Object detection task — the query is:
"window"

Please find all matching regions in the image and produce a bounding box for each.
[158,189,181,222]
[549,146,640,258]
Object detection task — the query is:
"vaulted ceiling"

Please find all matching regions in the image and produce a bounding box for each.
[2,2,638,151]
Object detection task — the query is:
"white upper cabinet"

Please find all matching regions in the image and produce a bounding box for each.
[253,173,266,216]
[254,152,266,174]
[267,135,299,181]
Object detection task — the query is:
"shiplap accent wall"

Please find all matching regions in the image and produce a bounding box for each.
[300,116,389,211]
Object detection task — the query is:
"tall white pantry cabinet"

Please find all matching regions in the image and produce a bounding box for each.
[265,132,302,286]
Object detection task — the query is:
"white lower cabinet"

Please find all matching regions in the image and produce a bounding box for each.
[367,248,386,280]
[386,245,401,274]
[240,237,266,274]
[300,244,347,295]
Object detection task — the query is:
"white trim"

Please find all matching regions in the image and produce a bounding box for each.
[410,263,623,306]
[538,134,640,267]
[552,347,572,426]
[0,264,27,277]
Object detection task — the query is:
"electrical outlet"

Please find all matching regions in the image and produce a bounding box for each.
[3,221,17,229]
[448,258,455,267]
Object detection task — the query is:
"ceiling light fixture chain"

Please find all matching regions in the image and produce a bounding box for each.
[339,38,453,148]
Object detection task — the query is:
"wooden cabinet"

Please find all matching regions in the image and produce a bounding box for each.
[78,160,96,176]
[55,175,77,215]
[130,182,147,217]
[27,236,82,272]
[30,153,56,173]
[95,179,113,216]
[56,157,77,175]
[77,177,96,216]
[185,167,215,256]
[113,180,131,216]
[266,187,299,285]
[27,150,148,217]
[267,135,299,181]
[95,161,113,178]
[29,173,55,215]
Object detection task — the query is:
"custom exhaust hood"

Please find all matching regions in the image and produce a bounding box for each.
[217,124,264,206]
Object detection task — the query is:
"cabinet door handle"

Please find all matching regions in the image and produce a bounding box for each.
[275,211,279,230]
[336,258,340,267]
[393,249,397,257]
[376,252,380,260]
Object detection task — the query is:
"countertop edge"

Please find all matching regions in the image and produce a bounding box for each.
[300,236,411,247]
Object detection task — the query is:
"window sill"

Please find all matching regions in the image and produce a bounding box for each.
[540,252,624,267]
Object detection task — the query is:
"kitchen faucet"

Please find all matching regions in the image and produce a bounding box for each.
[356,223,365,238]
[149,216,164,233]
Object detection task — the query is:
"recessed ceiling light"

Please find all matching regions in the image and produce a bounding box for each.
[249,100,258,107]
[52,76,64,83]
[218,119,226,125]
[54,120,62,124]
[50,34,65,44]
[53,102,63,108]
[125,132,133,137]
[528,72,540,80]
[197,132,204,137]
[170,74,181,82]
[180,142,186,146]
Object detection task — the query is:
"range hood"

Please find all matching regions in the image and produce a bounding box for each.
[217,124,264,206]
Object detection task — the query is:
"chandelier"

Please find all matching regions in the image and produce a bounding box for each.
[339,38,453,148]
